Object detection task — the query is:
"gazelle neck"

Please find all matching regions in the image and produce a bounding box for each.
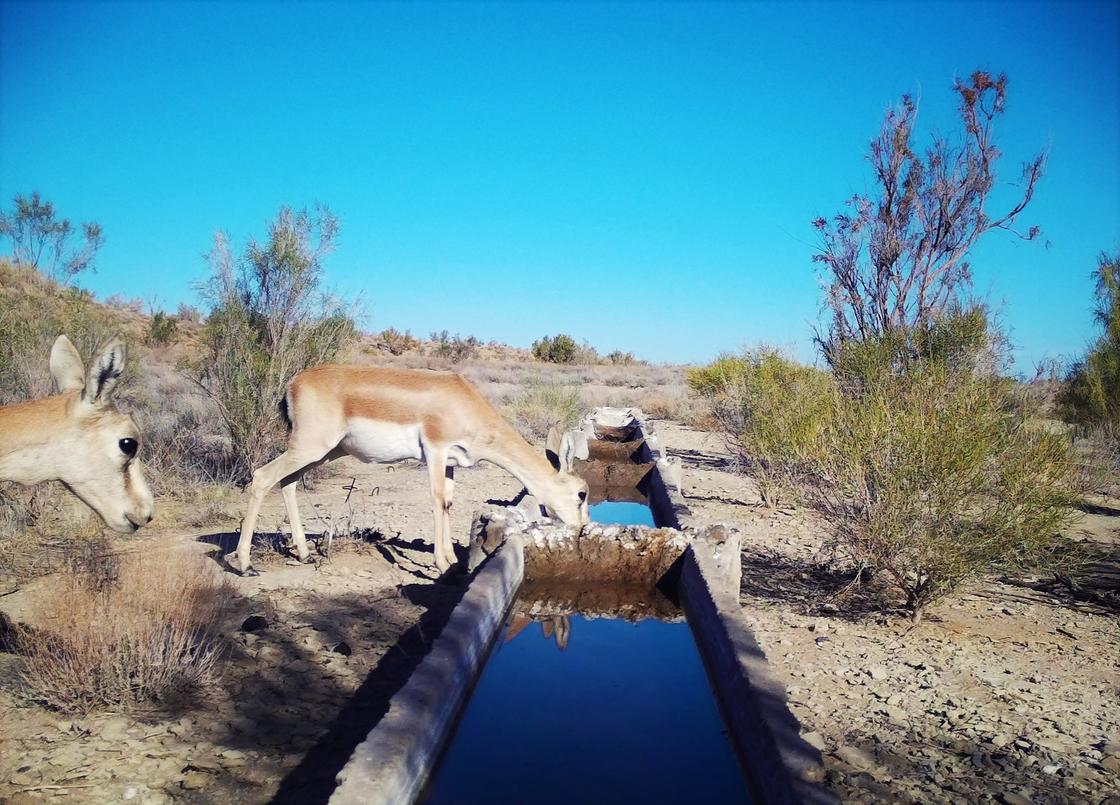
[474,420,564,501]
[0,394,72,485]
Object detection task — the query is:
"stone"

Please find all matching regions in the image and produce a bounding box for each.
[331,641,353,656]
[867,665,888,681]
[835,745,876,771]
[802,730,828,751]
[100,716,132,741]
[1000,793,1032,805]
[1100,755,1120,774]
[180,771,209,790]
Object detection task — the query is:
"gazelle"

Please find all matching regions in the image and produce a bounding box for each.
[229,364,591,575]
[0,335,154,533]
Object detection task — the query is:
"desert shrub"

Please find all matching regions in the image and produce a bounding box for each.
[686,354,749,399]
[690,348,833,506]
[15,548,233,713]
[176,303,203,323]
[506,383,585,441]
[573,341,600,364]
[0,272,115,405]
[197,206,357,481]
[430,330,479,363]
[812,71,1043,364]
[375,327,419,356]
[1059,251,1120,432]
[640,391,702,424]
[147,310,178,346]
[104,293,145,313]
[802,343,1081,621]
[532,333,579,364]
[606,349,641,365]
[0,191,104,284]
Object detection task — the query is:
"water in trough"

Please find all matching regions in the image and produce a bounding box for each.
[422,497,749,804]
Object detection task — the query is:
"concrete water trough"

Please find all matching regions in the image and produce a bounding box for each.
[331,408,833,805]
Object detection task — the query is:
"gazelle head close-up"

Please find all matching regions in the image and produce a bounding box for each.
[0,335,155,533]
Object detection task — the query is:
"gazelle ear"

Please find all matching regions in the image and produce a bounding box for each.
[84,337,127,406]
[559,432,576,474]
[545,426,563,471]
[49,335,85,393]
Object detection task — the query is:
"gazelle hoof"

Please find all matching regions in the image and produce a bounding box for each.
[224,552,259,577]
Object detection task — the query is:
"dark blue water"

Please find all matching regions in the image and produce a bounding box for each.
[589,500,656,526]
[423,613,749,804]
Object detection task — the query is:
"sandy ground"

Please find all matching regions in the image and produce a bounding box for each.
[1,423,1118,804]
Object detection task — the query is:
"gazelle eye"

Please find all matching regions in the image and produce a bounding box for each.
[578,490,588,503]
[119,438,138,457]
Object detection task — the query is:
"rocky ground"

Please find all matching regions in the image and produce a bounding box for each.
[0,421,1118,803]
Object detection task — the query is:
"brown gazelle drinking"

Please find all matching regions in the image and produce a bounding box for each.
[229,365,590,576]
[0,335,154,533]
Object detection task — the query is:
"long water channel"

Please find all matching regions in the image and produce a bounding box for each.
[422,494,749,804]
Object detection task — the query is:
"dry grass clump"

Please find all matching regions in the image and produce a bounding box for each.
[505,383,585,440]
[15,548,234,713]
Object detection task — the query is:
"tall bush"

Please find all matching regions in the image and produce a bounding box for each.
[1060,251,1120,432]
[812,71,1043,365]
[199,206,356,480]
[804,331,1080,621]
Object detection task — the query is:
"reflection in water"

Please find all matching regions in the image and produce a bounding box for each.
[423,604,749,804]
[505,613,571,651]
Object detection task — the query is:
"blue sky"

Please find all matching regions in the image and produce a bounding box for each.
[1,1,1117,368]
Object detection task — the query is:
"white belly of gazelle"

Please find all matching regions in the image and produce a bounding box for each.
[342,420,423,463]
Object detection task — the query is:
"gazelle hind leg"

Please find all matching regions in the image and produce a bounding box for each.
[443,465,456,567]
[233,444,334,574]
[424,446,453,572]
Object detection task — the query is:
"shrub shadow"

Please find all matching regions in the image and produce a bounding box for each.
[739,547,900,621]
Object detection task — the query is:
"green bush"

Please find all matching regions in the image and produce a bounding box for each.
[147,311,178,346]
[532,333,579,364]
[803,345,1080,621]
[689,349,832,506]
[1059,251,1120,432]
[692,313,1083,621]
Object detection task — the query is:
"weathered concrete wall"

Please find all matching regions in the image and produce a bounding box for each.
[680,543,836,805]
[330,537,524,805]
[469,505,740,594]
[567,407,692,529]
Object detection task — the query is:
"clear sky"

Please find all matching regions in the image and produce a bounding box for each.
[1,1,1117,368]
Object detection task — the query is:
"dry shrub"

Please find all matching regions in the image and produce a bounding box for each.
[640,390,703,424]
[16,548,234,713]
[198,206,357,480]
[505,383,585,441]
